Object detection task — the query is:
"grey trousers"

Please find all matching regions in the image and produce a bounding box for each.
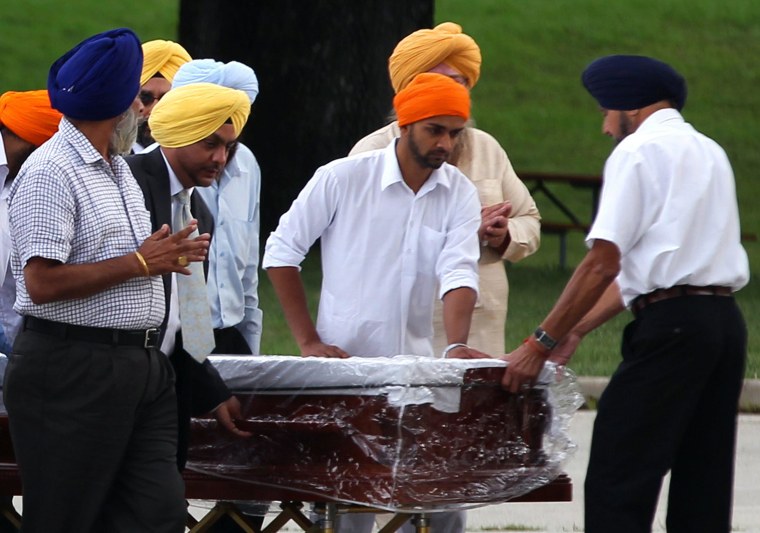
[4,329,186,533]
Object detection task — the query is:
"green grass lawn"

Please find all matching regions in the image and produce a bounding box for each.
[2,0,757,377]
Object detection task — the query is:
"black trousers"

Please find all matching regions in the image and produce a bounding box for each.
[4,329,186,533]
[585,295,746,533]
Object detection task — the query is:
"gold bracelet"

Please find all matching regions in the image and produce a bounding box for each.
[134,251,150,277]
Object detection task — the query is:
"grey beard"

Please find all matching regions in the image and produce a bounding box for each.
[109,108,140,156]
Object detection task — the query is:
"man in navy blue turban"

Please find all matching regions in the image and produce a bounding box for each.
[48,28,143,121]
[503,54,748,532]
[581,54,687,113]
[4,28,209,532]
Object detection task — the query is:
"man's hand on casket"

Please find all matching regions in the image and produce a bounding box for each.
[549,331,582,367]
[500,343,549,394]
[299,340,350,358]
[444,344,491,359]
[213,396,253,438]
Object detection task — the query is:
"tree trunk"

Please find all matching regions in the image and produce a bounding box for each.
[179,0,433,234]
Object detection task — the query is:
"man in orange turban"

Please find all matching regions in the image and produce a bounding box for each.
[134,39,192,152]
[264,72,487,533]
[1,90,62,355]
[351,23,542,533]
[352,20,541,369]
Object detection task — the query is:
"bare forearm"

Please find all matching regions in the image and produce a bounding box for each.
[23,223,210,305]
[442,286,477,344]
[540,241,621,341]
[569,281,625,338]
[24,255,145,304]
[266,266,320,349]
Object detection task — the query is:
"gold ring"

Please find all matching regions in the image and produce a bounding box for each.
[177,256,189,267]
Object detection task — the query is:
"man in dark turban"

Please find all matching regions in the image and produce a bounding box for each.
[5,28,209,533]
[503,55,747,533]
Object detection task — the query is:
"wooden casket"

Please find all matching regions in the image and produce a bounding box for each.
[184,355,580,511]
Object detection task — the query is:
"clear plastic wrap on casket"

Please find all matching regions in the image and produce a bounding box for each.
[186,355,583,511]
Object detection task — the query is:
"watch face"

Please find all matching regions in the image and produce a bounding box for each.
[534,328,557,350]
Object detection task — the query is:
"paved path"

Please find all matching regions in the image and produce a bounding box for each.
[465,411,760,532]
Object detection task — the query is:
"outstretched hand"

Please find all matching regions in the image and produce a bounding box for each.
[138,223,210,276]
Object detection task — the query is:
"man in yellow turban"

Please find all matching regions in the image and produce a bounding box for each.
[264,73,488,533]
[352,21,541,363]
[126,81,253,473]
[134,39,192,152]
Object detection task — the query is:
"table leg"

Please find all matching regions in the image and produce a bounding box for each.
[412,513,430,533]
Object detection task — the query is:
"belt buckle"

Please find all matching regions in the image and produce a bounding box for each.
[144,328,160,348]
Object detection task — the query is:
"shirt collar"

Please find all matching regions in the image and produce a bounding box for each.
[59,117,107,165]
[636,107,684,133]
[379,138,451,194]
[159,148,193,198]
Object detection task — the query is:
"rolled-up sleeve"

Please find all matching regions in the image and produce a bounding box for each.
[262,167,338,270]
[437,184,480,299]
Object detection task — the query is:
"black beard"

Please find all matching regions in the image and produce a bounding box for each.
[408,130,447,170]
[136,120,154,148]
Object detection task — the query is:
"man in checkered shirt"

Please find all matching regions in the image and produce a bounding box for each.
[4,29,209,533]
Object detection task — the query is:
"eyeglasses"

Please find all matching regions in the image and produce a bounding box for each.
[138,91,162,106]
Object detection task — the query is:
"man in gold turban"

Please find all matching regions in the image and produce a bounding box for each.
[126,82,253,472]
[351,21,541,362]
[133,39,192,152]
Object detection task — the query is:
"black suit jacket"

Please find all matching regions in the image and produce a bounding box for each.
[126,149,229,420]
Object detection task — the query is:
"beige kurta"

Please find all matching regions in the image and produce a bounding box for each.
[350,123,541,354]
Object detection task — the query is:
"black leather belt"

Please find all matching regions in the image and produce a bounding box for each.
[631,285,732,317]
[23,316,161,349]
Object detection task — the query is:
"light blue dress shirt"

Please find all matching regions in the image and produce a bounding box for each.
[195,143,263,354]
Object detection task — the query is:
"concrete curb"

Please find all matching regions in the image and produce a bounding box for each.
[576,377,760,412]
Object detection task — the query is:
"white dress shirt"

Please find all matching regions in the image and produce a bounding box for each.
[195,143,263,354]
[159,150,190,356]
[263,140,480,358]
[587,108,749,305]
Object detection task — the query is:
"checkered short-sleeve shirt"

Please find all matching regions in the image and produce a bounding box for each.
[8,118,165,329]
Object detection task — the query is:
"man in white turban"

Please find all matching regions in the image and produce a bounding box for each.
[170,59,263,356]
